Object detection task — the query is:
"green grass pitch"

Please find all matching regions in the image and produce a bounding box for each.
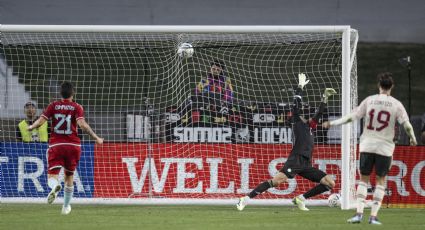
[1,204,424,230]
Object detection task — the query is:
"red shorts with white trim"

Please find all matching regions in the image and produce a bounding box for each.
[47,144,81,175]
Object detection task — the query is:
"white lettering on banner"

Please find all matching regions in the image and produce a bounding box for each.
[18,157,44,192]
[236,158,254,194]
[386,160,410,196]
[119,156,425,196]
[122,157,171,193]
[315,159,341,181]
[57,169,85,192]
[0,157,8,164]
[253,114,275,123]
[172,158,203,193]
[174,127,232,143]
[206,158,235,193]
[411,161,425,196]
[16,157,85,193]
[254,127,292,144]
[268,158,297,195]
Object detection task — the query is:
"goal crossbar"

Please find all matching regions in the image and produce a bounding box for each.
[0,25,351,33]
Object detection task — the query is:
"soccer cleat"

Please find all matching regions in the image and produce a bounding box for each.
[47,184,62,204]
[368,216,382,225]
[61,205,72,215]
[236,196,249,211]
[292,197,309,211]
[347,214,363,224]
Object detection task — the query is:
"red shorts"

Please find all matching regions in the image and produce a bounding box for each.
[47,144,81,175]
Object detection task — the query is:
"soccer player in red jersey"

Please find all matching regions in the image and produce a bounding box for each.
[28,81,103,215]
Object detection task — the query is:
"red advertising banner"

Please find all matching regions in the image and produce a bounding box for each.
[93,144,425,205]
[385,146,425,207]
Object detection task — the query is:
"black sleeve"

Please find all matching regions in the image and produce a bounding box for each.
[312,102,326,122]
[422,123,425,132]
[292,87,303,122]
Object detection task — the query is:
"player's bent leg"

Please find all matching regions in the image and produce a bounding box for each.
[47,183,62,204]
[347,178,368,224]
[369,176,386,225]
[47,170,62,204]
[237,173,287,211]
[271,172,287,187]
[320,175,335,189]
[294,170,332,211]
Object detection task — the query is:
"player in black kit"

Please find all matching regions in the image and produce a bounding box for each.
[236,73,337,211]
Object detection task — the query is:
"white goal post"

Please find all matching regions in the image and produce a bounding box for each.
[0,25,358,209]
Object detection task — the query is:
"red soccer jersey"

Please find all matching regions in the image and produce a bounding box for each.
[42,99,84,145]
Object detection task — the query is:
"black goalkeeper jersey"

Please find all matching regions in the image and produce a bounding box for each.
[289,87,325,160]
[291,120,314,159]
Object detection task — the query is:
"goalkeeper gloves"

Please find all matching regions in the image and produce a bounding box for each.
[298,73,310,89]
[322,88,337,103]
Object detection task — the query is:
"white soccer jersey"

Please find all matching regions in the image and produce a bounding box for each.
[352,94,409,157]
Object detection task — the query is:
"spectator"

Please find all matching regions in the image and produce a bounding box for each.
[195,60,234,106]
[17,102,48,142]
[421,123,425,144]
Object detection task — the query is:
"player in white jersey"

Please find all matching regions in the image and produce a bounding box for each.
[323,72,417,225]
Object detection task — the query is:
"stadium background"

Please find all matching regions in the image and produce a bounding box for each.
[0,0,424,203]
[1,0,424,143]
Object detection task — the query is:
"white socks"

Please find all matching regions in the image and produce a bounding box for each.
[371,185,385,217]
[356,181,367,214]
[63,185,74,207]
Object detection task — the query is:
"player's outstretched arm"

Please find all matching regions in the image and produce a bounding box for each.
[323,97,368,129]
[27,116,48,131]
[312,88,337,123]
[402,121,417,146]
[77,119,104,144]
[323,114,354,128]
[292,73,309,116]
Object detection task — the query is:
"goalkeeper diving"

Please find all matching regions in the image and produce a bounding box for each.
[237,73,337,211]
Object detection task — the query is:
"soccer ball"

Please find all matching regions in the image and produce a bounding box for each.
[327,193,341,207]
[177,43,194,58]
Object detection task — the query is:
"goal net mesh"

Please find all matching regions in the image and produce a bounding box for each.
[0,28,358,205]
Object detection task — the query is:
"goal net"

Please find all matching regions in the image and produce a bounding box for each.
[0,26,358,209]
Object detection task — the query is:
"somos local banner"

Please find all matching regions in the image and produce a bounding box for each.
[1,142,424,206]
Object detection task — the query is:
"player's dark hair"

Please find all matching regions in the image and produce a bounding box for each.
[211,60,226,70]
[377,72,394,90]
[60,81,75,99]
